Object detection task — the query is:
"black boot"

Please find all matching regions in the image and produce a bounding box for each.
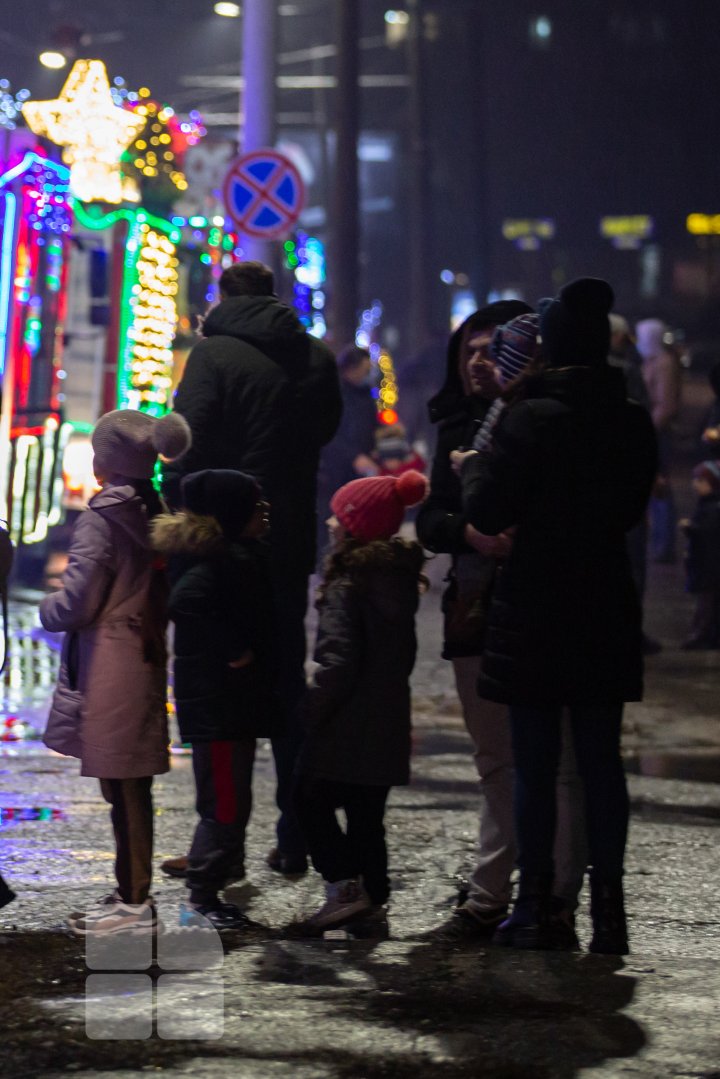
[589,875,628,956]
[494,875,577,951]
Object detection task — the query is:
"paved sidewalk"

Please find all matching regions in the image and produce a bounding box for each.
[1,543,719,1076]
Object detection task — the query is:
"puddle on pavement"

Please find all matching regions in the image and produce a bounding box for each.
[625,750,720,783]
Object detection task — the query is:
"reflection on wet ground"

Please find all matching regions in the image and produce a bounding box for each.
[0,603,59,738]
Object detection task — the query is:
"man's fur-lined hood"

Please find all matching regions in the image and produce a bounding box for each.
[151,511,227,558]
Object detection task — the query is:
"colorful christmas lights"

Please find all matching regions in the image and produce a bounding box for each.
[284,232,327,338]
[0,80,30,131]
[73,203,180,413]
[21,59,146,204]
[355,301,399,423]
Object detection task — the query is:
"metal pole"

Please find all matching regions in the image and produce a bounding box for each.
[406,0,432,355]
[330,0,360,348]
[241,0,277,267]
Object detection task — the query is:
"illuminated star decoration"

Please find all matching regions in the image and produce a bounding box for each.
[21,59,146,204]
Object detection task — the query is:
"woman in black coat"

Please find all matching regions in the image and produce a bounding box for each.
[460,279,657,954]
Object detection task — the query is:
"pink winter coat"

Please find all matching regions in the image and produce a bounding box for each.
[40,484,169,779]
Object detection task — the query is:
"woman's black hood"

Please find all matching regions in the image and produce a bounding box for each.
[427,300,533,423]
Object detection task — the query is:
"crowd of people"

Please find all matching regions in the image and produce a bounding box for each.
[3,258,712,960]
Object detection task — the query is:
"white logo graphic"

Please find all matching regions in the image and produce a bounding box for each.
[84,903,225,1040]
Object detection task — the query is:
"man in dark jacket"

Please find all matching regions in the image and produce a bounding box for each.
[416,300,539,936]
[165,261,342,873]
[460,278,657,955]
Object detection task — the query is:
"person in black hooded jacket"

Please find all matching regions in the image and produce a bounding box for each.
[164,261,342,875]
[460,278,657,955]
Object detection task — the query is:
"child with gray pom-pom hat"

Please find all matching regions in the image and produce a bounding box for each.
[40,409,191,936]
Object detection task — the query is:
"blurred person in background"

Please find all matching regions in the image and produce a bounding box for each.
[636,319,682,564]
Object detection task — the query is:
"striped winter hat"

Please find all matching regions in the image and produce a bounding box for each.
[490,312,540,386]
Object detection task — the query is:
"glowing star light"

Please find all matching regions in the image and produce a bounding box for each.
[21,60,146,204]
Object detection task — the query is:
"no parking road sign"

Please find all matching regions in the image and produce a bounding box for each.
[223,149,305,240]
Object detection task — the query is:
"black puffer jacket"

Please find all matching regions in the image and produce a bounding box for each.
[153,512,282,742]
[461,365,657,705]
[165,296,341,576]
[299,540,424,786]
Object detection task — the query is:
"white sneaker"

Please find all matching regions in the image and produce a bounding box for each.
[68,897,157,936]
[305,879,372,930]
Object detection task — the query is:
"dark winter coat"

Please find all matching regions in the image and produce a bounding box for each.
[40,485,169,779]
[299,540,424,786]
[152,512,282,742]
[461,365,658,705]
[684,495,720,592]
[165,295,342,576]
[415,316,497,658]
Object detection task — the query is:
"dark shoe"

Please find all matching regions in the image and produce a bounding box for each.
[346,905,390,940]
[0,875,16,910]
[185,901,250,931]
[266,847,308,875]
[430,904,507,942]
[161,855,189,879]
[589,877,629,956]
[494,889,578,951]
[161,854,246,882]
[642,634,663,656]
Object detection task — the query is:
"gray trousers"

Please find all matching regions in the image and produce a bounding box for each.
[453,656,587,912]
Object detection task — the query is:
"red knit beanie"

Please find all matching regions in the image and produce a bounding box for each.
[330,470,428,542]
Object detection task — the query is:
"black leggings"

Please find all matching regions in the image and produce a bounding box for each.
[510,704,628,885]
[294,777,391,904]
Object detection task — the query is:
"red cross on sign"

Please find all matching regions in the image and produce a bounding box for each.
[222,149,305,240]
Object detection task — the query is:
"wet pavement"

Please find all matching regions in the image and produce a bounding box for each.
[1,538,720,1076]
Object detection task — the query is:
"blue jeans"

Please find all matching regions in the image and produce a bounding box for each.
[510,704,628,885]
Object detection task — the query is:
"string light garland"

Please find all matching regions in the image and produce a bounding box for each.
[21,59,146,204]
[122,88,205,206]
[74,203,180,414]
[355,301,399,424]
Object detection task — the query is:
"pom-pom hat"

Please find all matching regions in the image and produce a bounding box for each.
[331,470,428,542]
[92,409,191,480]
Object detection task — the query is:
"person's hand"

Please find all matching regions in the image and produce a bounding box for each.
[702,426,720,444]
[228,649,254,669]
[353,454,378,477]
[450,449,478,475]
[464,524,513,557]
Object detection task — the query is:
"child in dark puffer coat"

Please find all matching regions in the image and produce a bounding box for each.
[295,469,427,934]
[152,469,282,930]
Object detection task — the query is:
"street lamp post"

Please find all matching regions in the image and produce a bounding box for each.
[241,0,277,267]
[330,0,360,349]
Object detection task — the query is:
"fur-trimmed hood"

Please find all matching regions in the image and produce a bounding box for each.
[320,537,425,620]
[151,511,226,558]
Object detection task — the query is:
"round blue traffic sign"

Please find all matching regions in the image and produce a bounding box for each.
[223,149,305,240]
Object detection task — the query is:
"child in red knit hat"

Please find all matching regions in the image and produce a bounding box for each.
[295,470,428,934]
